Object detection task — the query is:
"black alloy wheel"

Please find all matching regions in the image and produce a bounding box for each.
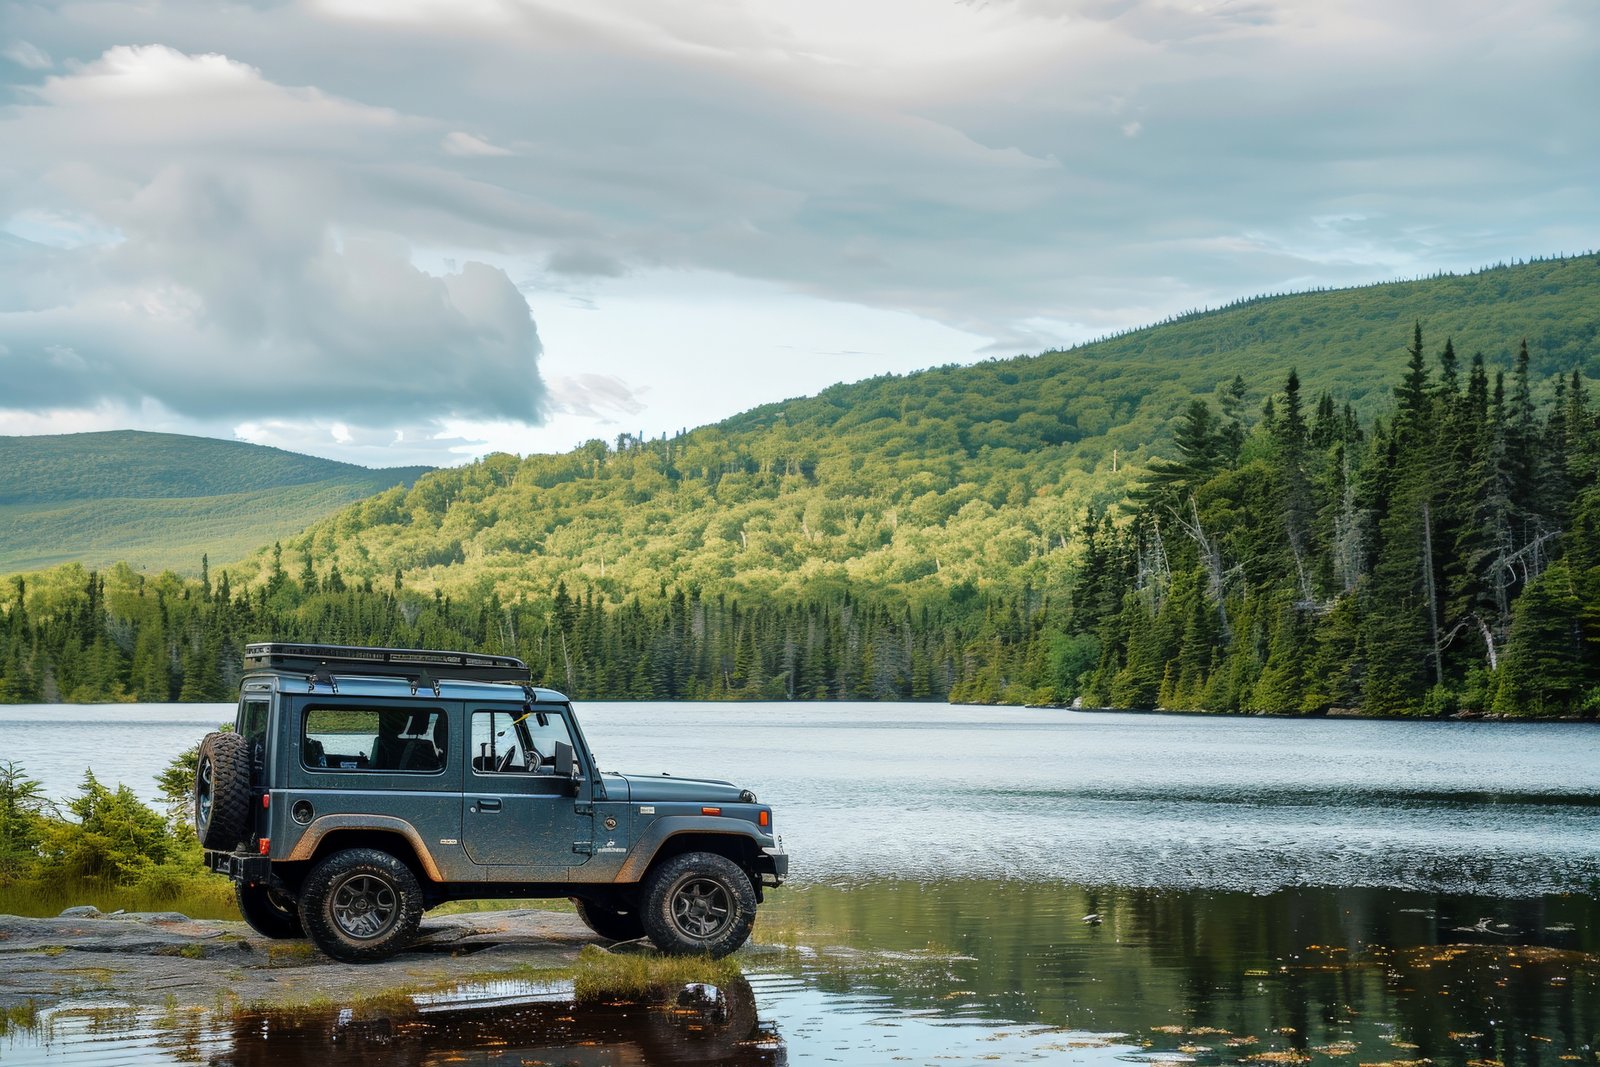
[640,852,757,958]
[298,849,424,963]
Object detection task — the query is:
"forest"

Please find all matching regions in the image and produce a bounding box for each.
[0,323,1596,717]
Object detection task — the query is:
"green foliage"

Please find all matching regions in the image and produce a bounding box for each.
[46,770,176,882]
[0,762,47,881]
[0,755,234,919]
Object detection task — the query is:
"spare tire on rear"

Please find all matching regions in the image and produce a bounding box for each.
[195,731,251,850]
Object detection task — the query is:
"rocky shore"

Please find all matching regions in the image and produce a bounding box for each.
[0,907,598,1014]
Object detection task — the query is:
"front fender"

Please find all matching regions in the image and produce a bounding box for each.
[614,816,771,882]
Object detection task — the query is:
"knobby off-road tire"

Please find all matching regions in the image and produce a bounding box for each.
[235,881,304,939]
[194,731,251,851]
[572,897,646,942]
[640,852,757,958]
[298,849,424,963]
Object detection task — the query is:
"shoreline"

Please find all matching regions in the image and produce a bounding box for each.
[0,906,600,1016]
[2,697,1593,723]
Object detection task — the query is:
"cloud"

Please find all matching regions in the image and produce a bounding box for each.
[442,131,513,157]
[3,41,53,70]
[1,0,1597,463]
[547,372,647,419]
[1,45,547,427]
[546,247,626,278]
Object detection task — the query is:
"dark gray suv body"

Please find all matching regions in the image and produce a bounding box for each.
[196,644,787,961]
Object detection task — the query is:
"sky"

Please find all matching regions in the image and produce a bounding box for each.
[1,0,1596,468]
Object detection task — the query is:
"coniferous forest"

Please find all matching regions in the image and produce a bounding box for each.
[1,325,1597,718]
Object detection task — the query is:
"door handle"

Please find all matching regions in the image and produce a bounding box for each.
[474,798,502,812]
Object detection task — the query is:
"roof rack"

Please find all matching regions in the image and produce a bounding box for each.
[243,643,532,686]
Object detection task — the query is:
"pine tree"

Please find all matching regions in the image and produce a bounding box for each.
[1494,561,1583,716]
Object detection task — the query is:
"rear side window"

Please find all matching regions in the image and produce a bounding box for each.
[303,706,447,773]
[239,699,269,770]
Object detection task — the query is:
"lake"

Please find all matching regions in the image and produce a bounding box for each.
[2,702,1598,1065]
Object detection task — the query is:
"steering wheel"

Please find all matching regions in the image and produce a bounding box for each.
[496,747,519,773]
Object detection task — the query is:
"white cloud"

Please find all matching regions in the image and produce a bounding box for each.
[1,45,547,435]
[4,41,53,70]
[442,131,513,157]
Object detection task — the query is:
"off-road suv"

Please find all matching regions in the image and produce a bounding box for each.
[194,643,787,963]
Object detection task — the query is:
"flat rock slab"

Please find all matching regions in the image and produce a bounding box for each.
[0,909,596,1013]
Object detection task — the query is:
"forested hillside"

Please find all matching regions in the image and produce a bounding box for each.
[0,431,430,575]
[1,256,1598,715]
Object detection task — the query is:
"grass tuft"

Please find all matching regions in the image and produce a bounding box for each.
[265,941,316,965]
[570,945,742,1002]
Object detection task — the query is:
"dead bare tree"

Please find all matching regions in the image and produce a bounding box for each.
[1421,501,1443,687]
[1332,449,1367,593]
[1170,495,1233,642]
[1137,519,1172,609]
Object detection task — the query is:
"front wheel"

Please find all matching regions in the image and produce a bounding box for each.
[236,881,304,939]
[298,849,423,963]
[640,852,757,958]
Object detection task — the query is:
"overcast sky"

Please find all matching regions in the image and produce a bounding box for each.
[2,0,1596,467]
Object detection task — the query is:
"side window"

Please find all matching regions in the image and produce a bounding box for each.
[470,708,573,775]
[303,706,447,773]
[239,699,270,771]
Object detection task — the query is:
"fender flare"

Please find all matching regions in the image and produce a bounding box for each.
[283,814,445,882]
[615,816,767,882]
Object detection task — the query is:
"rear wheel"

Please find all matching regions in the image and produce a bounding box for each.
[298,849,423,963]
[573,898,646,942]
[640,852,757,958]
[235,882,303,939]
[194,732,251,851]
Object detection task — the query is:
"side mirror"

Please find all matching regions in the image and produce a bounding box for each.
[553,741,580,794]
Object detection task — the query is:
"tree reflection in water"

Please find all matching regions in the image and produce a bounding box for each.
[760,881,1599,1066]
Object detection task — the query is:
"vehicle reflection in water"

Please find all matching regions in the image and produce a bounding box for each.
[1,978,784,1067]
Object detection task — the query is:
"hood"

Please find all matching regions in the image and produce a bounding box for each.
[611,772,747,805]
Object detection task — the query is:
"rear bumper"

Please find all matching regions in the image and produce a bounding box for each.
[205,849,272,884]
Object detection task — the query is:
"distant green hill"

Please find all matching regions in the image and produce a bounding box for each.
[0,431,431,576]
[228,255,1599,607]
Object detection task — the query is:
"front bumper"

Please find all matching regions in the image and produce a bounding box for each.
[759,847,789,887]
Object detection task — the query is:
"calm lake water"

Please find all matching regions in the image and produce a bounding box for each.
[2,701,1598,1065]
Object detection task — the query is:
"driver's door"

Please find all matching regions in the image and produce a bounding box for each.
[461,707,591,873]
